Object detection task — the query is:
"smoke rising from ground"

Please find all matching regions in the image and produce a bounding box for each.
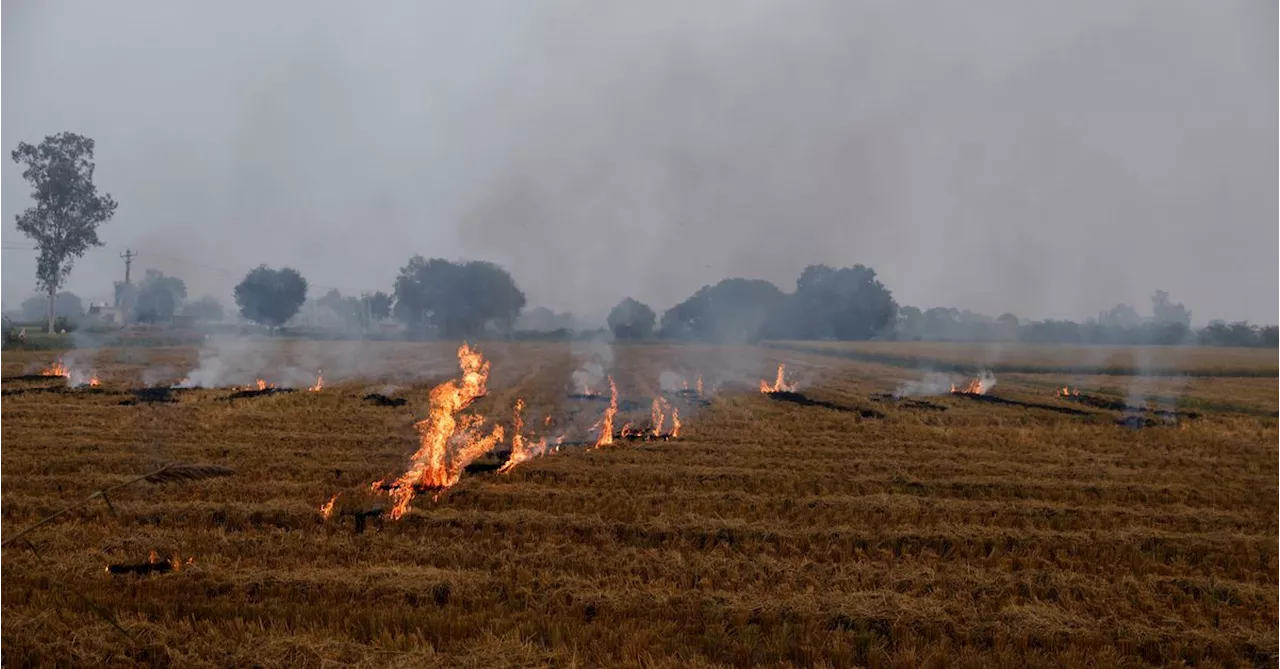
[2,1,1274,324]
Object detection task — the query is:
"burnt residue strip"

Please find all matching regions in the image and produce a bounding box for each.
[765,391,885,419]
[222,388,298,400]
[953,392,1093,416]
[363,393,407,407]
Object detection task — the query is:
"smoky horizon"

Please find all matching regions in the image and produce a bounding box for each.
[3,0,1276,326]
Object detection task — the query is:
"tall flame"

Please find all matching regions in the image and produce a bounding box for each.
[650,398,666,435]
[594,376,618,447]
[308,370,324,392]
[42,360,69,377]
[320,493,339,520]
[499,399,549,473]
[383,343,500,519]
[670,407,681,438]
[760,364,797,393]
[255,379,272,391]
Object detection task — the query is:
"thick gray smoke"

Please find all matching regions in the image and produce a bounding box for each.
[2,1,1274,325]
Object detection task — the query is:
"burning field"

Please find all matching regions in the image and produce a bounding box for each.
[1,341,1275,666]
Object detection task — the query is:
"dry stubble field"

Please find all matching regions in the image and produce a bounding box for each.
[1,340,1276,668]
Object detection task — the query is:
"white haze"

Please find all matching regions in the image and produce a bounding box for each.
[2,1,1275,325]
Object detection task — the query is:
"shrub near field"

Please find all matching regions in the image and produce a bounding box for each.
[1,342,1276,667]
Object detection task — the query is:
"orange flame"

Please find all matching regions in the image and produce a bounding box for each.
[148,550,159,564]
[594,376,618,447]
[650,398,666,435]
[255,379,273,391]
[320,493,339,520]
[383,343,502,519]
[308,370,324,392]
[499,399,549,474]
[696,375,704,396]
[1054,386,1079,398]
[42,360,69,377]
[760,364,796,393]
[671,407,681,438]
[88,376,101,387]
[953,377,986,395]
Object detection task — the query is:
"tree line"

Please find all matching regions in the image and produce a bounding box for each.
[9,131,1276,348]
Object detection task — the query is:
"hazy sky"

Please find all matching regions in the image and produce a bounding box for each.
[3,0,1275,324]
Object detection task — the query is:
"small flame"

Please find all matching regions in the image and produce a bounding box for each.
[696,375,704,396]
[148,550,159,564]
[499,399,550,474]
[42,360,69,377]
[308,370,324,392]
[320,493,339,520]
[88,376,101,387]
[594,376,618,448]
[255,379,273,391]
[1054,386,1079,398]
[952,372,995,395]
[760,364,797,393]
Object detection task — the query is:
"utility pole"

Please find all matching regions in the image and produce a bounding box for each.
[119,249,137,325]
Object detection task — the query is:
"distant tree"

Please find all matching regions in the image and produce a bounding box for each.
[921,307,961,340]
[1151,290,1191,327]
[662,278,785,342]
[317,288,344,312]
[1099,303,1143,329]
[996,313,1020,326]
[181,295,225,324]
[607,298,656,340]
[234,265,308,329]
[133,269,187,323]
[365,291,392,321]
[1201,321,1266,347]
[392,256,526,338]
[11,133,118,333]
[1261,325,1279,348]
[20,292,83,323]
[778,264,897,340]
[516,306,577,332]
[894,305,924,341]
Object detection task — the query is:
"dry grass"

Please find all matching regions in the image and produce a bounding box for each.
[770,340,1280,377]
[2,341,1276,668]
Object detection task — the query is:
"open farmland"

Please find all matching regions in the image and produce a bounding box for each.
[2,341,1276,667]
[769,340,1280,377]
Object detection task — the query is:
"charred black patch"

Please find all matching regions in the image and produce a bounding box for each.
[106,561,174,576]
[464,461,505,474]
[664,390,713,407]
[566,393,606,401]
[764,391,884,418]
[952,392,1094,416]
[3,386,117,397]
[869,393,949,412]
[1,374,63,382]
[129,387,179,404]
[363,393,407,407]
[353,508,385,534]
[615,431,679,442]
[1066,393,1199,420]
[222,388,297,400]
